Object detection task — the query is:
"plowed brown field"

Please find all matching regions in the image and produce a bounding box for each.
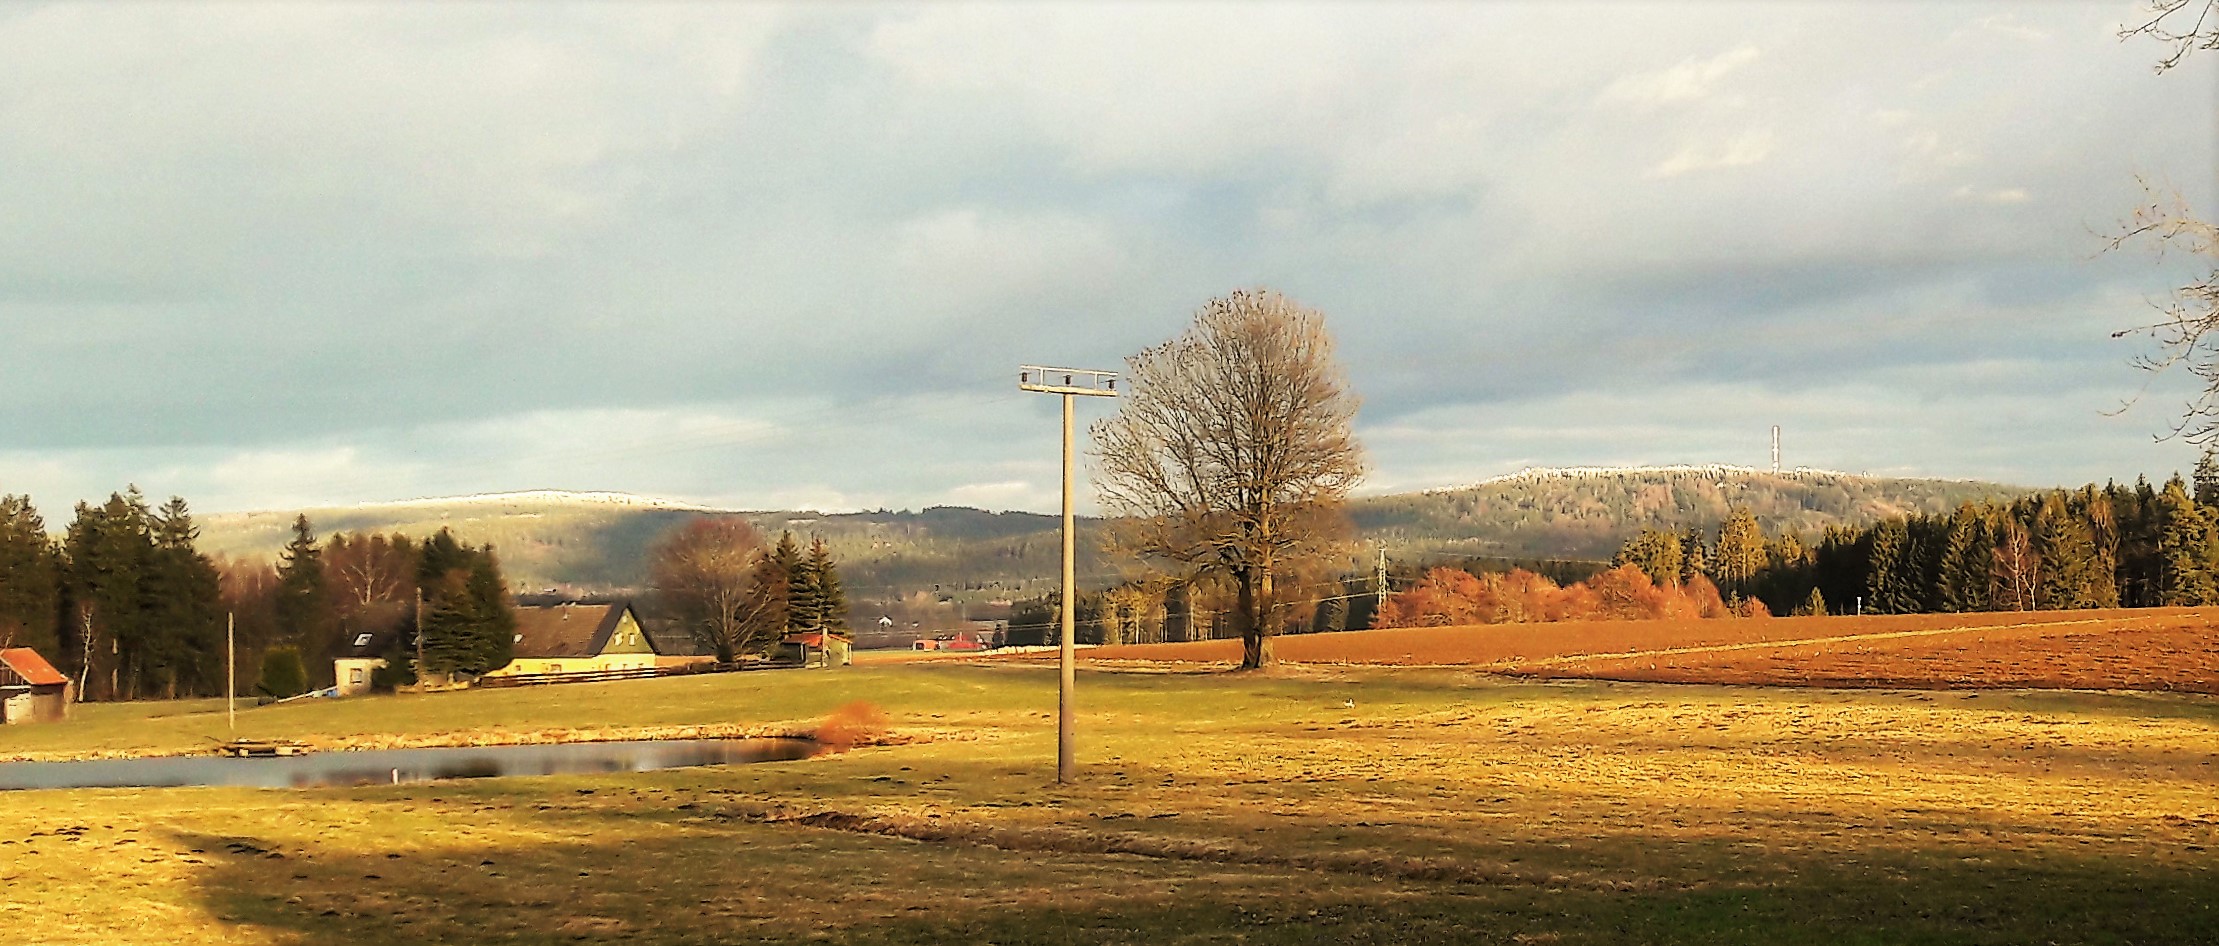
[1043,607,2219,692]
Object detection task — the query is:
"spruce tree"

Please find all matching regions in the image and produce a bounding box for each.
[2034,494,2102,610]
[2196,448,2219,508]
[1713,507,1768,596]
[64,490,154,700]
[803,537,847,634]
[1611,529,1682,587]
[1678,528,1710,584]
[141,498,224,697]
[771,531,809,633]
[2155,480,2218,606]
[0,495,60,654]
[1937,506,1993,612]
[1865,519,1921,614]
[274,515,331,652]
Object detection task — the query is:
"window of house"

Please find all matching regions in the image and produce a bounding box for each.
[549,663,562,673]
[349,669,364,685]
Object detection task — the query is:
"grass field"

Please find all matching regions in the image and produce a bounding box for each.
[1,662,2214,944]
[1065,608,2219,693]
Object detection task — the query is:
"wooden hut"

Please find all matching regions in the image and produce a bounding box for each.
[0,648,72,724]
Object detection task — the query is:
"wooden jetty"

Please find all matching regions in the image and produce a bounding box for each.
[215,739,310,758]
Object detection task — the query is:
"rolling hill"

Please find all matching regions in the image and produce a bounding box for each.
[194,467,2028,602]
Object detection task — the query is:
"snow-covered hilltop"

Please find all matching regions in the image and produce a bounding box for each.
[346,489,726,512]
[1450,464,1854,492]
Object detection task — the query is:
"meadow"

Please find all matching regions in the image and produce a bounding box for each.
[0,654,2213,944]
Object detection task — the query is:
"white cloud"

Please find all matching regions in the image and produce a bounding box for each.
[1644,129,1777,179]
[1598,45,1761,107]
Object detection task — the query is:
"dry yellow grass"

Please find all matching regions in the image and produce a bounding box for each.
[1,664,2213,944]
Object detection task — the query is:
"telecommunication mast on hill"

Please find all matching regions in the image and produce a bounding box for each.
[1771,425,1781,475]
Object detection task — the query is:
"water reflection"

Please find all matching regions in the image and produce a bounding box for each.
[0,738,819,791]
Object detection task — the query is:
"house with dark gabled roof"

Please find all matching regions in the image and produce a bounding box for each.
[482,601,660,679]
[1,648,72,723]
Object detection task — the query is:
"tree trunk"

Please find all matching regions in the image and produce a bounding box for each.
[1236,567,1275,670]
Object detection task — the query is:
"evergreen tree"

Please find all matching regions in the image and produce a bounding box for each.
[1677,528,1710,584]
[1611,529,1682,587]
[1799,587,1828,617]
[2196,448,2219,508]
[141,498,224,698]
[771,531,809,633]
[2034,493,2103,609]
[1937,505,1993,612]
[0,495,60,654]
[257,646,309,698]
[2155,480,2218,606]
[1865,519,1921,614]
[415,539,516,677]
[63,490,154,700]
[741,543,793,654]
[803,537,847,634]
[274,515,331,652]
[1713,507,1768,596]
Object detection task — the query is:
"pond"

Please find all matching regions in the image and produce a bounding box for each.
[0,738,818,791]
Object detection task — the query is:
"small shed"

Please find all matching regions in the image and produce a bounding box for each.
[778,631,852,668]
[334,629,394,696]
[0,648,72,724]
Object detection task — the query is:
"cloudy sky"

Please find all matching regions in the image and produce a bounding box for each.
[1,2,2214,515]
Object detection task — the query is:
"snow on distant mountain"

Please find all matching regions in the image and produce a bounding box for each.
[344,489,727,512]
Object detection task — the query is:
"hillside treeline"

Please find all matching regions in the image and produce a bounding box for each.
[0,488,516,701]
[1612,473,2219,617]
[1353,468,2021,561]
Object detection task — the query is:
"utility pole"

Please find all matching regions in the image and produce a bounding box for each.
[1374,545,1388,624]
[1018,365,1118,784]
[414,587,426,687]
[226,612,236,734]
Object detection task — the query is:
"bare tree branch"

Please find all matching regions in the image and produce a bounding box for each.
[1089,289,1365,669]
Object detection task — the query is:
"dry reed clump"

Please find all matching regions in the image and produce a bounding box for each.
[811,701,889,753]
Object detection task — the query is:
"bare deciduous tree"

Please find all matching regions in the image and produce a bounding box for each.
[649,518,779,663]
[2120,0,2218,72]
[1090,289,1364,669]
[2110,2,2219,439]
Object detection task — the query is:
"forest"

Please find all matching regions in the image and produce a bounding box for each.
[0,489,515,701]
[1381,461,2219,627]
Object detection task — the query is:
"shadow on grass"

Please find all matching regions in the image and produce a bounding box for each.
[176,812,2218,946]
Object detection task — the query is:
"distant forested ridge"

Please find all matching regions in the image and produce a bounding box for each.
[191,470,2026,598]
[1355,467,2025,563]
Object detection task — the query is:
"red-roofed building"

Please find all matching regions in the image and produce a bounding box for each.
[0,648,71,723]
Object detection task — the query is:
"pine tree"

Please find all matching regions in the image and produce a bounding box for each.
[0,495,60,654]
[772,532,810,633]
[2196,448,2219,508]
[141,497,224,698]
[1866,519,1921,614]
[64,490,154,700]
[2155,480,2218,606]
[274,515,331,652]
[1799,587,1828,617]
[803,537,847,634]
[1678,528,1710,584]
[2034,493,2102,610]
[1937,505,1993,612]
[412,531,516,678]
[1713,507,1768,596]
[1611,529,1682,587]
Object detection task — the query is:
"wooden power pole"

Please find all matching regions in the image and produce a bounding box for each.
[1018,365,1118,784]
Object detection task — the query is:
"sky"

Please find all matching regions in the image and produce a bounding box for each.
[0,2,2214,516]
